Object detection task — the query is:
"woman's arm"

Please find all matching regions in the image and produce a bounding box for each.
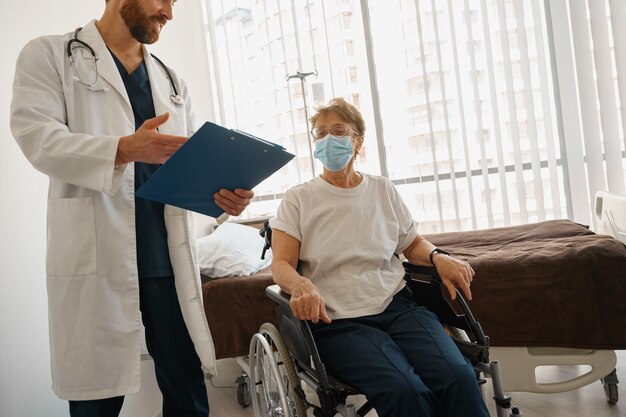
[271,229,331,323]
[403,234,475,300]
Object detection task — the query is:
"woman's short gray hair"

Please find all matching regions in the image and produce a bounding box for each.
[310,97,365,138]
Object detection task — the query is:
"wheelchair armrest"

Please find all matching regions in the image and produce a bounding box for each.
[402,262,441,283]
[266,284,291,308]
[265,284,335,390]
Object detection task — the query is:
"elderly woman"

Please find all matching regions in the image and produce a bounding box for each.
[269,98,490,417]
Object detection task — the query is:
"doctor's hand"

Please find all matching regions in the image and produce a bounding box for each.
[289,277,332,324]
[115,113,188,165]
[432,254,475,301]
[214,188,254,216]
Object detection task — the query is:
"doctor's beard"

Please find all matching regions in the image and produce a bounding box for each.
[120,0,167,45]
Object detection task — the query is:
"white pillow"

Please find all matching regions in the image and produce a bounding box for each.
[197,222,272,278]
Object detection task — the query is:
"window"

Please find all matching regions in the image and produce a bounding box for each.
[202,0,625,231]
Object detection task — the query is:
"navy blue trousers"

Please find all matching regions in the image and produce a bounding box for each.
[69,276,208,417]
[310,287,490,417]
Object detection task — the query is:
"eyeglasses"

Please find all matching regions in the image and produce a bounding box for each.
[311,124,361,140]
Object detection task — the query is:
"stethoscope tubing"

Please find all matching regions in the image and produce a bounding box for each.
[67,27,184,105]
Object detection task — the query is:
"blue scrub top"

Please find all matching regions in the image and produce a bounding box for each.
[111,52,174,278]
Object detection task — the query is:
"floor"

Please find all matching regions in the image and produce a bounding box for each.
[206,350,625,417]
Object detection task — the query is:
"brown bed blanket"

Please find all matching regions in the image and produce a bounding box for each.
[203,268,276,359]
[203,219,626,359]
[423,219,626,350]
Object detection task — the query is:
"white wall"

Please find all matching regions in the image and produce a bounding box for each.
[0,1,213,416]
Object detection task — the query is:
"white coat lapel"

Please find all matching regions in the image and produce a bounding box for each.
[80,20,132,110]
[144,49,180,133]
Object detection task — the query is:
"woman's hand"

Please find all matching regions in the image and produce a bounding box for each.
[432,254,475,300]
[290,278,332,324]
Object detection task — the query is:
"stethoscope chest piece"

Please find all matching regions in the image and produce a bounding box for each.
[170,94,184,105]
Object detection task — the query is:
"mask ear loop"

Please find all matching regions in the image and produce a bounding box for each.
[353,134,364,156]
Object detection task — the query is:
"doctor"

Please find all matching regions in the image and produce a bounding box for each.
[10,0,253,416]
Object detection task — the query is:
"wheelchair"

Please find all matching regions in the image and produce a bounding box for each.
[248,223,521,417]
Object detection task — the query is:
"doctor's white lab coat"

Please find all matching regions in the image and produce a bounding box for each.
[10,20,217,400]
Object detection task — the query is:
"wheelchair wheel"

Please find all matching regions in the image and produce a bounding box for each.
[249,323,307,417]
[260,323,308,417]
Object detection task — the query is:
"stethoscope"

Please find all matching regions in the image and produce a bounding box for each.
[67,27,184,105]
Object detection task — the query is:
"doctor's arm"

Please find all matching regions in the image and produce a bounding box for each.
[10,39,130,194]
[403,234,475,300]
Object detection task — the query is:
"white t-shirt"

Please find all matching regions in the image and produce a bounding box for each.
[269,173,419,320]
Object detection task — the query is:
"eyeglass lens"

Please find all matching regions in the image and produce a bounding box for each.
[312,125,351,139]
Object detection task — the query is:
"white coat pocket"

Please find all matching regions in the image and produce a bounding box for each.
[46,197,97,276]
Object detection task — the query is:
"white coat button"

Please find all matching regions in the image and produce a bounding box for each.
[122,184,129,190]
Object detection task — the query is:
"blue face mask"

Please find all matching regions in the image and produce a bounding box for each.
[313,135,354,172]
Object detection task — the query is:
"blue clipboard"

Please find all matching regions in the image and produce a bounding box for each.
[136,122,295,217]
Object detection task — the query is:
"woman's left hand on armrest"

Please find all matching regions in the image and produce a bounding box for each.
[432,254,475,301]
[403,234,475,301]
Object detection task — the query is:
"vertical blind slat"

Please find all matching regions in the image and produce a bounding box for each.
[532,0,563,218]
[589,0,626,194]
[414,0,445,231]
[235,1,252,127]
[204,2,226,124]
[514,0,546,221]
[463,0,493,228]
[431,0,461,230]
[219,0,239,126]
[304,0,319,72]
[480,0,511,226]
[609,0,626,157]
[265,0,303,182]
[497,0,528,222]
[320,0,336,96]
[549,0,591,224]
[289,0,305,72]
[446,0,477,229]
[569,0,607,220]
[360,0,390,178]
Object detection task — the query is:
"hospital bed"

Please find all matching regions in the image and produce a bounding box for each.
[201,218,626,408]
